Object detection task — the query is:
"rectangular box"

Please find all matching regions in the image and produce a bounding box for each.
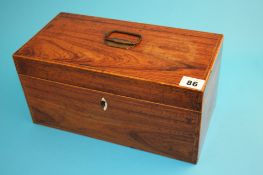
[13,12,223,163]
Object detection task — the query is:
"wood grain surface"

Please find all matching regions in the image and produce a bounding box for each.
[20,74,201,163]
[198,48,222,157]
[14,57,203,111]
[13,13,223,163]
[14,12,223,89]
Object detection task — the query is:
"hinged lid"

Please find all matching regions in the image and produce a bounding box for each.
[13,12,223,111]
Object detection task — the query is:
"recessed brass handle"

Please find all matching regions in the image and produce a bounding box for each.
[104,30,142,49]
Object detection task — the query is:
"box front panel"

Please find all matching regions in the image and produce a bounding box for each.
[14,57,203,111]
[20,74,200,163]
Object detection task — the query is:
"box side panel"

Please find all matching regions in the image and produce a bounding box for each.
[14,56,203,111]
[198,47,222,158]
[19,74,200,163]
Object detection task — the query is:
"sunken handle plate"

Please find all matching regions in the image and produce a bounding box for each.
[104,30,142,49]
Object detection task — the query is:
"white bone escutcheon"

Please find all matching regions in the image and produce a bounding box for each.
[100,97,108,111]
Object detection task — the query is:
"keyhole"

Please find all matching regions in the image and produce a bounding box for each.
[100,97,107,111]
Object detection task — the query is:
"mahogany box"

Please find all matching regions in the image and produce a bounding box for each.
[13,12,223,163]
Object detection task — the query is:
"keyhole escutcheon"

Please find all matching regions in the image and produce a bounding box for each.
[100,97,108,111]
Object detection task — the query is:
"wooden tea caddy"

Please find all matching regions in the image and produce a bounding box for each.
[13,13,223,163]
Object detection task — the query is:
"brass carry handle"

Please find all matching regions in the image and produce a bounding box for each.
[104,30,142,49]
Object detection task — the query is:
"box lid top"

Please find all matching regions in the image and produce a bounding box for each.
[14,12,223,91]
